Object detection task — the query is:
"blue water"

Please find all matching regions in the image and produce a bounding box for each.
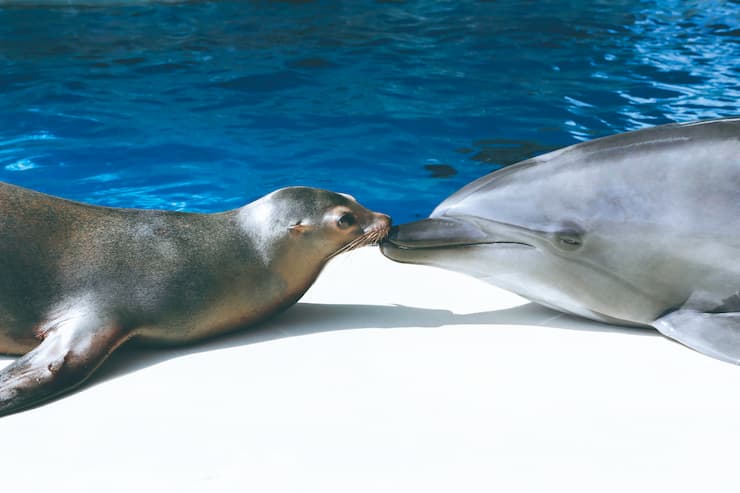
[0,0,737,223]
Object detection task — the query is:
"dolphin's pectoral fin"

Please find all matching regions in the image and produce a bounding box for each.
[0,312,127,417]
[653,310,740,364]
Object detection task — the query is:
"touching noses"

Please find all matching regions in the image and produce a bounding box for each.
[366,212,392,235]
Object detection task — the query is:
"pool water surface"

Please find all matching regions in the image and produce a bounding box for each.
[0,0,737,223]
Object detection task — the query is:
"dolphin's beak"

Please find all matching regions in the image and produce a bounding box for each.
[383,217,491,249]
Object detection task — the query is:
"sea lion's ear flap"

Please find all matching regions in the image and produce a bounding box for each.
[289,222,309,235]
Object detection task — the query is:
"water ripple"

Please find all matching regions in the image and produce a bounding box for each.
[0,0,736,222]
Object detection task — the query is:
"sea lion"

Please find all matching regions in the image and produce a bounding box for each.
[381,117,740,363]
[0,183,390,416]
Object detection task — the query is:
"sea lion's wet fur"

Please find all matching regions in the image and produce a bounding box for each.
[0,183,390,415]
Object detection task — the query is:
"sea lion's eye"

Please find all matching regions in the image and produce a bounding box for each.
[337,213,356,229]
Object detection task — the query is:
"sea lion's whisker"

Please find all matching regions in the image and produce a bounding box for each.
[327,225,390,260]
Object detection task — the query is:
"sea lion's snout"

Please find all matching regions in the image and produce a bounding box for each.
[367,212,392,235]
[362,212,392,244]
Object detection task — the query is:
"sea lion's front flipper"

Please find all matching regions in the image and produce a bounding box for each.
[0,312,126,417]
[653,310,740,364]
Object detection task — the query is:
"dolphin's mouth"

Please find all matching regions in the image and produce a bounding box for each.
[381,218,533,250]
[382,238,532,250]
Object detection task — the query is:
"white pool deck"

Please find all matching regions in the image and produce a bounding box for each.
[2,246,739,492]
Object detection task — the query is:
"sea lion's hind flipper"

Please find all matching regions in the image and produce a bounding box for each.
[0,313,126,417]
[653,310,740,364]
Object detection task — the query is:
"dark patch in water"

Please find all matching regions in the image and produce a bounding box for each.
[470,139,558,166]
[286,57,336,69]
[136,62,194,75]
[214,71,307,92]
[424,164,457,178]
[114,57,146,66]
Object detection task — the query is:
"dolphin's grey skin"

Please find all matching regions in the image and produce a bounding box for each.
[382,118,740,363]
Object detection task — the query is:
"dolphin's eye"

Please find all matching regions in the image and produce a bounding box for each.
[337,213,356,229]
[555,232,582,251]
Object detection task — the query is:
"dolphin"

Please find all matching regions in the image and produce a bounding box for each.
[381,118,740,363]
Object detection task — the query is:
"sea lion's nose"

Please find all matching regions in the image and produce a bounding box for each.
[363,213,392,241]
[366,212,391,233]
[376,212,391,227]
